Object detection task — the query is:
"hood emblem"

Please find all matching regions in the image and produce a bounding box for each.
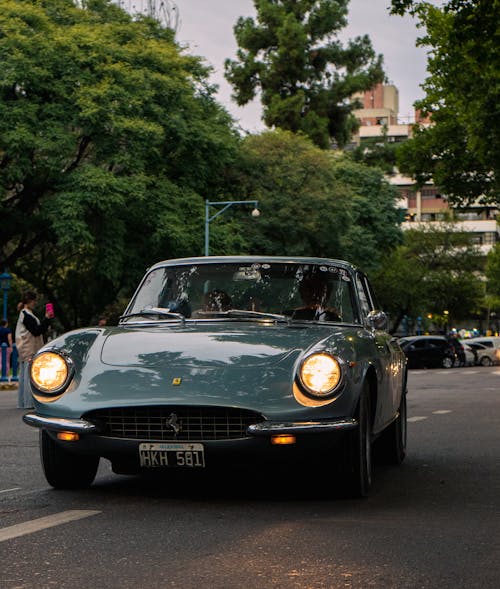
[165,412,182,436]
[172,377,182,385]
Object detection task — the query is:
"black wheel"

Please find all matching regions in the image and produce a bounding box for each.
[40,430,99,489]
[442,356,454,368]
[480,356,492,367]
[342,382,373,498]
[374,391,407,465]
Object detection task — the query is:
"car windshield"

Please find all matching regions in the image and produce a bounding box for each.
[123,262,359,324]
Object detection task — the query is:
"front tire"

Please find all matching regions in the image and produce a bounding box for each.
[342,383,373,498]
[40,430,99,489]
[374,391,407,465]
[480,356,492,367]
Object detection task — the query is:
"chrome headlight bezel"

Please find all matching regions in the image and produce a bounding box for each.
[298,352,344,399]
[30,350,74,396]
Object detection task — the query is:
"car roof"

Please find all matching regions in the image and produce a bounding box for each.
[399,335,447,341]
[149,256,358,272]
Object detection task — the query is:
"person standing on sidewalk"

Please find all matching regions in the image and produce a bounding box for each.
[15,291,54,408]
[0,319,13,378]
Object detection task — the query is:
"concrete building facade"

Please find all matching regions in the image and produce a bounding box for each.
[350,84,500,253]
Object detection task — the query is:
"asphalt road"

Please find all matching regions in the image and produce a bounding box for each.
[0,367,499,589]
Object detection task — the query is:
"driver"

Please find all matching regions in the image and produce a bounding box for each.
[291,276,341,321]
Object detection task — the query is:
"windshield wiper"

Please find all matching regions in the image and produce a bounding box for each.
[196,309,288,322]
[119,307,185,322]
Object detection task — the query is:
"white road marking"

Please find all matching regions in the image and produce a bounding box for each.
[433,410,452,414]
[408,416,428,422]
[0,510,101,543]
[0,487,21,494]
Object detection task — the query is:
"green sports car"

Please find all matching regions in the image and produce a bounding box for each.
[24,256,407,497]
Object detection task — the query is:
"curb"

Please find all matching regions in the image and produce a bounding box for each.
[0,383,18,391]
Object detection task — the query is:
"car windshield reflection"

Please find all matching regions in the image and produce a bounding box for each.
[121,262,359,325]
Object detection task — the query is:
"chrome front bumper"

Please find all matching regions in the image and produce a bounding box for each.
[23,413,357,436]
[247,418,357,435]
[23,413,99,433]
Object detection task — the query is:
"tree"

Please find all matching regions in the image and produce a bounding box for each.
[225,130,402,269]
[225,0,384,149]
[0,0,239,328]
[391,0,500,205]
[332,157,403,272]
[350,125,400,175]
[372,223,485,333]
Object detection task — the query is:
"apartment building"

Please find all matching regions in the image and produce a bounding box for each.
[351,84,500,253]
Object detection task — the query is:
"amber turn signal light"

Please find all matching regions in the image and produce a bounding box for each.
[271,434,296,445]
[57,431,80,442]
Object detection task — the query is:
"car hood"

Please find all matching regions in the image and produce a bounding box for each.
[38,322,361,419]
[100,323,342,368]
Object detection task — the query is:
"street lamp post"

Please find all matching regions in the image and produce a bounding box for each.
[0,270,12,321]
[204,199,260,256]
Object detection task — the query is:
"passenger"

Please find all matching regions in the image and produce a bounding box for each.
[291,276,341,321]
[203,290,232,312]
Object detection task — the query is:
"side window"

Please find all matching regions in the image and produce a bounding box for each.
[355,274,373,318]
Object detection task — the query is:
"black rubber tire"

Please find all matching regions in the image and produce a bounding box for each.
[374,392,407,466]
[480,356,492,367]
[442,356,454,368]
[40,430,99,489]
[342,383,373,498]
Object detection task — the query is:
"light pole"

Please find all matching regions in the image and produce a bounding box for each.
[0,270,12,321]
[204,199,260,256]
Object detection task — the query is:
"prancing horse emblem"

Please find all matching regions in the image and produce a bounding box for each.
[165,412,182,436]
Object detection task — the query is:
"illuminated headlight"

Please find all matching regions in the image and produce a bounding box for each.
[30,352,72,394]
[299,353,342,397]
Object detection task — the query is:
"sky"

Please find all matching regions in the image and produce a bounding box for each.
[171,0,430,132]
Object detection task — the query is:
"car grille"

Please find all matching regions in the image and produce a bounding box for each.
[83,406,264,441]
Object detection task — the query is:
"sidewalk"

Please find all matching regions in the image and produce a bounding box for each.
[0,381,18,391]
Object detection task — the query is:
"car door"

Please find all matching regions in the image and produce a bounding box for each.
[355,272,404,432]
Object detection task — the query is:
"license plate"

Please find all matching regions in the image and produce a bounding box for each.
[139,442,205,468]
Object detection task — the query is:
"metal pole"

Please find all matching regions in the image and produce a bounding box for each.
[204,200,259,256]
[205,200,210,256]
[2,289,7,321]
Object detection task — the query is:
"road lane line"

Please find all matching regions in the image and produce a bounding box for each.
[408,416,428,422]
[0,487,21,494]
[0,510,101,543]
[433,410,452,414]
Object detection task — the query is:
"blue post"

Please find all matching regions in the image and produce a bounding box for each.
[11,343,18,382]
[2,289,7,321]
[416,316,423,336]
[0,343,7,381]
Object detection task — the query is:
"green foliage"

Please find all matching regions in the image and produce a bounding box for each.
[225,0,385,148]
[0,0,238,328]
[485,243,500,297]
[350,126,401,175]
[391,0,500,205]
[331,157,403,271]
[372,223,485,332]
[225,130,402,271]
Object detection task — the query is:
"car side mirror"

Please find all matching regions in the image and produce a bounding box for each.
[366,310,388,331]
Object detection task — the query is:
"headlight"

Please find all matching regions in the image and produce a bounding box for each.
[299,353,342,397]
[30,352,72,394]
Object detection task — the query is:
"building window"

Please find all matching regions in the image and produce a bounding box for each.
[421,188,439,199]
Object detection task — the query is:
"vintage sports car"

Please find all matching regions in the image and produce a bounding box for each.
[24,256,407,497]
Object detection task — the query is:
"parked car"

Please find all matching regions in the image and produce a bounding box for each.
[465,336,500,350]
[460,343,477,366]
[23,257,408,497]
[462,341,500,366]
[398,335,457,369]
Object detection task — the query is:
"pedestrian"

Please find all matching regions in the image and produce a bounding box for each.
[0,319,13,377]
[15,291,54,408]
